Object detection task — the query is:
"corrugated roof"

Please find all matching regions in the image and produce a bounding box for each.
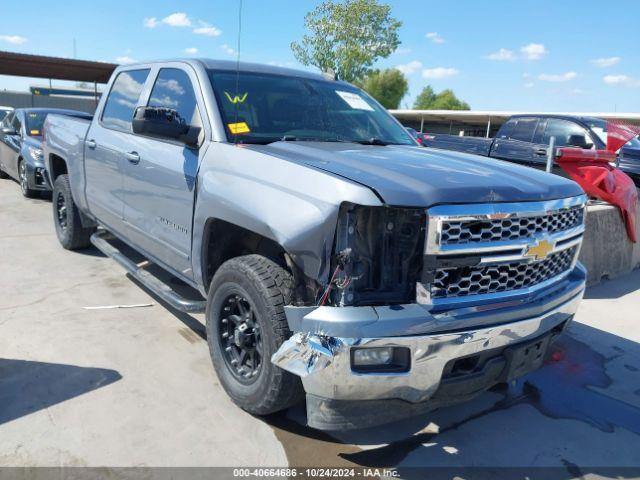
[0,51,117,83]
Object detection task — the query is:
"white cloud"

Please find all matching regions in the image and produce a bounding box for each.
[115,56,136,64]
[396,60,423,75]
[486,48,517,61]
[520,43,547,60]
[193,22,221,37]
[162,12,192,27]
[538,71,577,82]
[603,74,640,87]
[221,44,236,56]
[0,35,27,45]
[422,67,459,79]
[184,47,198,55]
[143,17,158,28]
[590,56,621,68]
[426,32,444,44]
[524,82,534,88]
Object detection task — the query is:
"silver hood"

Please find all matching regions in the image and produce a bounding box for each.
[248,142,584,206]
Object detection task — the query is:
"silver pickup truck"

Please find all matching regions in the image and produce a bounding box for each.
[43,59,587,430]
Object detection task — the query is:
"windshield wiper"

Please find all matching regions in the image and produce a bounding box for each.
[354,137,389,146]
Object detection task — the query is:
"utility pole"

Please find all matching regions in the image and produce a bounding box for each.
[73,38,77,59]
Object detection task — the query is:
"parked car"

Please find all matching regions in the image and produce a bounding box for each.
[43,60,587,430]
[0,108,93,197]
[405,126,423,145]
[422,114,640,186]
[0,106,13,122]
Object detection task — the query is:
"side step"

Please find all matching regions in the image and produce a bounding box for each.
[90,231,207,314]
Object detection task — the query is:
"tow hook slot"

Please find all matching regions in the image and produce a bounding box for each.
[271,332,342,377]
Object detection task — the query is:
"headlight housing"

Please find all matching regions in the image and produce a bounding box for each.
[28,146,43,161]
[328,203,426,306]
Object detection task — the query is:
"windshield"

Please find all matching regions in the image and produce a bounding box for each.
[208,70,415,145]
[0,110,10,122]
[586,119,640,150]
[25,111,49,137]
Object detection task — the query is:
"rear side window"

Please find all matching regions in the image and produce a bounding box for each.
[147,68,201,126]
[509,118,538,142]
[101,69,150,132]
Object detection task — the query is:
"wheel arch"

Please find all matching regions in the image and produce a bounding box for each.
[200,218,320,305]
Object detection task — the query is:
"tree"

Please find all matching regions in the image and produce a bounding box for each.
[357,69,408,109]
[413,86,436,110]
[413,85,470,110]
[291,0,402,83]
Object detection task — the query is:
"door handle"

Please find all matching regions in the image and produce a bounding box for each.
[86,139,97,149]
[534,148,547,156]
[125,151,140,164]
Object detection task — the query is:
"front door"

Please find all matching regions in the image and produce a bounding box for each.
[0,112,23,179]
[121,66,207,280]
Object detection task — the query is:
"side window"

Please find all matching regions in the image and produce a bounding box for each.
[101,69,151,132]
[147,68,201,127]
[509,118,538,142]
[12,113,22,133]
[1,112,13,129]
[542,119,594,149]
[498,119,516,138]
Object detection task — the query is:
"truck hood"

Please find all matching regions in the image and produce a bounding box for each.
[249,142,584,206]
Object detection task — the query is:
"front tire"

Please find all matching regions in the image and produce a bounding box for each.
[18,160,38,198]
[206,255,304,415]
[52,174,95,250]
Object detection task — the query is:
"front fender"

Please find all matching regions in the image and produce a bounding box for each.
[192,142,382,290]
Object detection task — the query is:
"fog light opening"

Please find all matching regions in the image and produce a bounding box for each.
[351,347,410,373]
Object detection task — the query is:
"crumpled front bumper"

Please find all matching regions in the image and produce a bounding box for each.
[272,264,585,428]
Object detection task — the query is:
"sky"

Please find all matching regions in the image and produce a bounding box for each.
[0,0,638,112]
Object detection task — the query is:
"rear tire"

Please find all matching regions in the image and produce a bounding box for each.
[53,174,95,250]
[206,255,304,415]
[18,160,38,198]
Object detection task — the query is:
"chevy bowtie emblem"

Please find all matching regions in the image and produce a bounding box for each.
[525,239,554,260]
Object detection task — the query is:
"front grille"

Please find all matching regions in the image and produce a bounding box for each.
[440,205,583,245]
[431,246,577,298]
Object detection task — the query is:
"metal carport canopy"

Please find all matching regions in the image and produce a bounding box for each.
[0,51,117,83]
[390,109,640,127]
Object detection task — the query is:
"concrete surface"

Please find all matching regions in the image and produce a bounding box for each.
[1,177,640,477]
[580,202,640,285]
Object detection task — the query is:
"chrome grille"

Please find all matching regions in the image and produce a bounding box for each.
[440,205,584,245]
[431,246,577,298]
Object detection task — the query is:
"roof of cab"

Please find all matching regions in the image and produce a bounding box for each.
[196,58,330,82]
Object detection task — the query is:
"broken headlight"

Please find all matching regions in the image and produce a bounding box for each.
[324,203,426,307]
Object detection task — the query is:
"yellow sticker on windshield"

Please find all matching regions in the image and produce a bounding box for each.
[224,92,248,104]
[228,122,250,134]
[30,130,40,136]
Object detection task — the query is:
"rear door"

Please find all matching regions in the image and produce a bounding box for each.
[490,117,540,167]
[84,68,152,233]
[121,65,208,279]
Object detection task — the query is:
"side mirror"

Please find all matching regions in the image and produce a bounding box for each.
[567,134,591,149]
[132,107,200,147]
[1,126,17,136]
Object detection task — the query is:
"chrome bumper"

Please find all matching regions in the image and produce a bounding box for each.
[272,280,583,404]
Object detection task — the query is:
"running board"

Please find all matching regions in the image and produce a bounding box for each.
[90,231,206,314]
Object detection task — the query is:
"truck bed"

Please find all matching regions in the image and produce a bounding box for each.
[423,133,493,156]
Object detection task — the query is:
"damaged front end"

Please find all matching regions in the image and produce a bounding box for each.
[319,203,426,307]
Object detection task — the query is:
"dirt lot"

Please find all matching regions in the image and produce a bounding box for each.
[1,177,639,477]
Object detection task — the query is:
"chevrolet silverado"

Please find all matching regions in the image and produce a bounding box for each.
[42,60,587,430]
